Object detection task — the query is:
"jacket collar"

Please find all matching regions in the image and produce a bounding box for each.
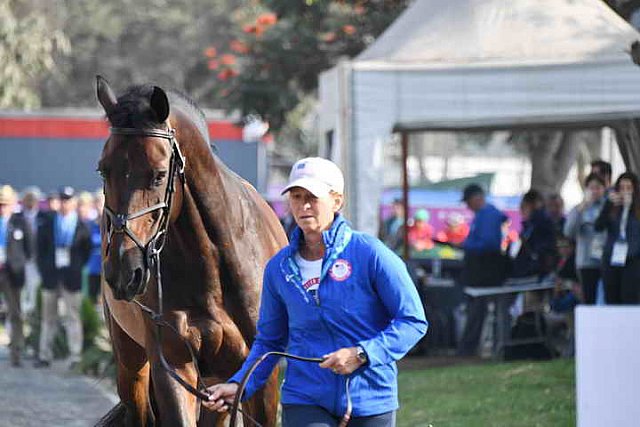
[280,214,353,303]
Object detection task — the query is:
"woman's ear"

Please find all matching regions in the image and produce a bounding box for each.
[333,193,345,212]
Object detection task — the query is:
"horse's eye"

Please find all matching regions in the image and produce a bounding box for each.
[153,171,167,187]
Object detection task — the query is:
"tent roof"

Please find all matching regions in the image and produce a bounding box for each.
[357,0,640,69]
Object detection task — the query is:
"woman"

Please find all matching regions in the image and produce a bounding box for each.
[595,172,640,304]
[512,190,556,278]
[564,173,607,304]
[203,157,428,426]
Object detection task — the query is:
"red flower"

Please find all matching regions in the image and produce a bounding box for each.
[204,47,217,58]
[257,13,277,26]
[342,25,356,35]
[243,24,256,33]
[320,32,337,43]
[230,40,249,54]
[207,59,220,70]
[217,68,239,81]
[220,54,237,65]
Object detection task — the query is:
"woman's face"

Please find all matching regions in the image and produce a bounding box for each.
[619,178,634,195]
[586,180,605,201]
[288,187,343,235]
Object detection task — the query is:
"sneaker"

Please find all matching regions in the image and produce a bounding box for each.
[33,359,51,368]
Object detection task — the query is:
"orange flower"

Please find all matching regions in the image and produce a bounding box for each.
[230,40,249,54]
[342,25,356,35]
[243,24,256,33]
[320,32,337,43]
[207,59,220,70]
[204,46,217,58]
[217,68,239,81]
[257,12,277,26]
[220,54,237,65]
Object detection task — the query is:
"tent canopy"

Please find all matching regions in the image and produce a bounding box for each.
[319,0,640,235]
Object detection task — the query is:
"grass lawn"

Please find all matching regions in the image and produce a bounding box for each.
[397,358,575,427]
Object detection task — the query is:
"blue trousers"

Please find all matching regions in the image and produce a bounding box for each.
[282,405,396,427]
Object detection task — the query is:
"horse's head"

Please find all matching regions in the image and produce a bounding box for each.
[96,76,184,301]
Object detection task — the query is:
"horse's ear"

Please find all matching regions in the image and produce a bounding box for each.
[96,75,117,115]
[150,86,170,123]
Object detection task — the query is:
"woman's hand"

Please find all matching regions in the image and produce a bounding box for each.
[201,382,239,412]
[319,347,365,375]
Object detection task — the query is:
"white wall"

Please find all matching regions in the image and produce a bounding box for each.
[576,306,640,427]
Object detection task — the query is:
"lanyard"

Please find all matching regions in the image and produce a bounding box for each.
[619,205,630,240]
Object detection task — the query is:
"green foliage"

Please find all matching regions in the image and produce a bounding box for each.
[210,0,410,129]
[0,0,68,108]
[397,359,575,427]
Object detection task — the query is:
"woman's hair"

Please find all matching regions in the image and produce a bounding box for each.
[613,171,640,220]
[584,172,605,188]
[521,189,544,208]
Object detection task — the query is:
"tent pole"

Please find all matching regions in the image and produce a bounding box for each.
[401,132,410,260]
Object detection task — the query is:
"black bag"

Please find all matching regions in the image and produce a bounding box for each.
[461,251,511,287]
[504,311,553,361]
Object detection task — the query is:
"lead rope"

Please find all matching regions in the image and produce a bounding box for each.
[228,352,352,427]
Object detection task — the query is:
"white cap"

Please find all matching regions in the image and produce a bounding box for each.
[281,157,344,197]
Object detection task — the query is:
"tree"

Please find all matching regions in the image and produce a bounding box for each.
[37,0,241,109]
[209,0,410,129]
[0,0,67,108]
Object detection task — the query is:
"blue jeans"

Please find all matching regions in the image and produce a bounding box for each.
[282,405,396,427]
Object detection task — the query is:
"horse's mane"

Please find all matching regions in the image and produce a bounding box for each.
[109,84,211,147]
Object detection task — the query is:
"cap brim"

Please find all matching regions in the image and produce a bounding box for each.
[281,178,331,198]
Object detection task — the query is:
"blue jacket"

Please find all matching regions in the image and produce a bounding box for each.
[229,214,428,417]
[463,203,507,253]
[87,220,102,275]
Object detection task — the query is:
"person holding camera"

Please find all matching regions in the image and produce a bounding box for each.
[564,173,607,304]
[595,172,640,304]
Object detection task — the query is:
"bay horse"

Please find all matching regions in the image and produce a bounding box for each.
[95,76,286,426]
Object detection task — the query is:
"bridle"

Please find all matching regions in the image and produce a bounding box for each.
[102,125,353,426]
[103,126,185,272]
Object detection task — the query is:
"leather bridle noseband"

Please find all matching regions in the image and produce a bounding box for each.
[102,126,353,426]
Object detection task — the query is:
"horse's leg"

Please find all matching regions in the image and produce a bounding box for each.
[107,305,153,426]
[147,315,200,426]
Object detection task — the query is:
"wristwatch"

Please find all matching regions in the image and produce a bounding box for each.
[355,346,368,364]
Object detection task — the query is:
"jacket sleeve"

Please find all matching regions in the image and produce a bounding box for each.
[228,263,288,400]
[357,243,428,367]
[23,217,33,260]
[563,207,580,240]
[595,200,613,232]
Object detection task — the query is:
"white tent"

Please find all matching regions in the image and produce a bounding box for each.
[319,0,640,235]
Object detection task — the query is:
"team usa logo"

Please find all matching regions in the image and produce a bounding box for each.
[329,259,352,282]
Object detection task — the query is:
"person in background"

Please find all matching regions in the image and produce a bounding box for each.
[595,172,640,304]
[545,193,566,239]
[380,198,404,250]
[563,173,607,304]
[45,191,61,214]
[20,187,41,316]
[436,212,470,246]
[512,190,557,279]
[35,187,92,369]
[203,157,427,426]
[590,160,613,190]
[87,191,104,305]
[547,237,582,357]
[0,185,32,367]
[77,191,95,222]
[458,184,508,357]
[408,208,434,252]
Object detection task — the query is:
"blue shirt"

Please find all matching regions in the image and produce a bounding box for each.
[463,203,507,253]
[87,220,102,275]
[55,212,78,247]
[0,217,7,249]
[229,214,428,417]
